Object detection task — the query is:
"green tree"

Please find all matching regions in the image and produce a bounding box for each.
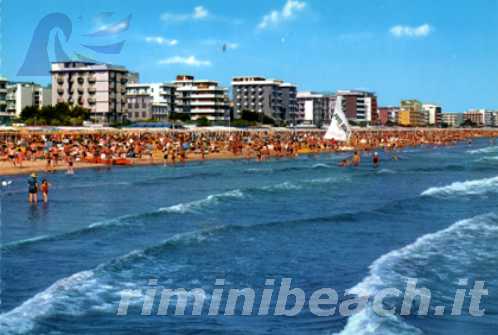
[196,117,211,127]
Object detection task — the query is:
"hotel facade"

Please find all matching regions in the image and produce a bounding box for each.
[51,61,129,124]
[335,90,378,124]
[296,92,329,126]
[6,82,51,117]
[399,99,426,127]
[126,83,175,121]
[173,75,230,122]
[0,77,7,120]
[231,76,297,123]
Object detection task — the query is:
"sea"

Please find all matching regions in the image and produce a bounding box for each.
[1,138,498,334]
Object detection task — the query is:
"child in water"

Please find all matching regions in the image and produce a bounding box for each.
[41,178,51,203]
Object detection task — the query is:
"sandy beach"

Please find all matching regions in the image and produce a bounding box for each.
[1,127,497,177]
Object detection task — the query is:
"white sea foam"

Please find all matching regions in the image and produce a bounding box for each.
[377,168,397,175]
[421,176,498,197]
[261,181,302,191]
[0,227,222,334]
[467,146,498,154]
[312,163,332,169]
[159,189,245,214]
[337,213,498,335]
[0,270,98,334]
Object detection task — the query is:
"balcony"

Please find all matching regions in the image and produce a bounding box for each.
[77,77,85,85]
[88,76,96,83]
[88,87,96,94]
[57,97,65,104]
[77,87,84,94]
[57,77,64,84]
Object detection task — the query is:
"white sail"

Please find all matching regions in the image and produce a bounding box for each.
[324,96,352,141]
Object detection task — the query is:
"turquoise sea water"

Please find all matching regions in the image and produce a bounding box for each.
[1,139,498,334]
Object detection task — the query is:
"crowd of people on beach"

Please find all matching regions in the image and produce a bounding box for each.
[0,128,497,204]
[1,128,496,173]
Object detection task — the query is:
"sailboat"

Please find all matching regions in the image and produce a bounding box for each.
[324,96,352,142]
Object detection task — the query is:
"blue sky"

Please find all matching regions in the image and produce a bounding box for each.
[2,0,498,111]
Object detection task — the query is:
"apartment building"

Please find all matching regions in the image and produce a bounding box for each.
[0,77,7,121]
[51,61,129,124]
[173,75,230,122]
[126,83,175,121]
[442,113,464,127]
[378,106,400,125]
[296,92,328,126]
[399,99,426,127]
[6,82,51,117]
[422,104,442,127]
[231,76,297,122]
[464,109,493,127]
[335,90,378,124]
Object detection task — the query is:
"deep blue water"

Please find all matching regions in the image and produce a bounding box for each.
[1,139,498,334]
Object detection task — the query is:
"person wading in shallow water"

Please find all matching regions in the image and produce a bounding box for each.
[372,152,380,168]
[352,151,361,167]
[41,178,51,203]
[27,172,38,204]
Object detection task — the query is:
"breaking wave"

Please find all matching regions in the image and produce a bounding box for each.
[421,176,498,197]
[337,213,498,334]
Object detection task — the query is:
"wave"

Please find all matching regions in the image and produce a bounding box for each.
[421,176,498,197]
[0,226,221,335]
[377,168,396,175]
[159,189,245,214]
[1,194,435,334]
[337,213,498,335]
[467,146,498,154]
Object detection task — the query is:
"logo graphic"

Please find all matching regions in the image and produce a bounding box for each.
[17,12,131,76]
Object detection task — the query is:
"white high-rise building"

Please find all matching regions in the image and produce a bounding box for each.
[173,75,230,121]
[6,82,52,117]
[51,61,129,124]
[422,104,442,126]
[296,92,328,126]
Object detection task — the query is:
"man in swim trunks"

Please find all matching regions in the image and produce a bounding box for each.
[28,172,38,204]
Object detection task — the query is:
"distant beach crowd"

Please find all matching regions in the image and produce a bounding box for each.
[0,128,497,176]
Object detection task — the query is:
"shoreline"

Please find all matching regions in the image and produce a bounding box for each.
[0,149,340,177]
[1,127,497,178]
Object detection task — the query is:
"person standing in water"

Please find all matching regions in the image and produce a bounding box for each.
[352,151,361,167]
[27,173,38,204]
[41,178,51,203]
[372,152,380,168]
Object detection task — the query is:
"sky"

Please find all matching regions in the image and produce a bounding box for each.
[2,0,498,112]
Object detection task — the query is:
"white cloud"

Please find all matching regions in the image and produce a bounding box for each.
[161,6,209,22]
[159,56,211,67]
[389,24,432,38]
[145,36,178,46]
[258,0,306,30]
[193,6,208,19]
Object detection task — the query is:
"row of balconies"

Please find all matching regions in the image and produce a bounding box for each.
[57,75,96,85]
